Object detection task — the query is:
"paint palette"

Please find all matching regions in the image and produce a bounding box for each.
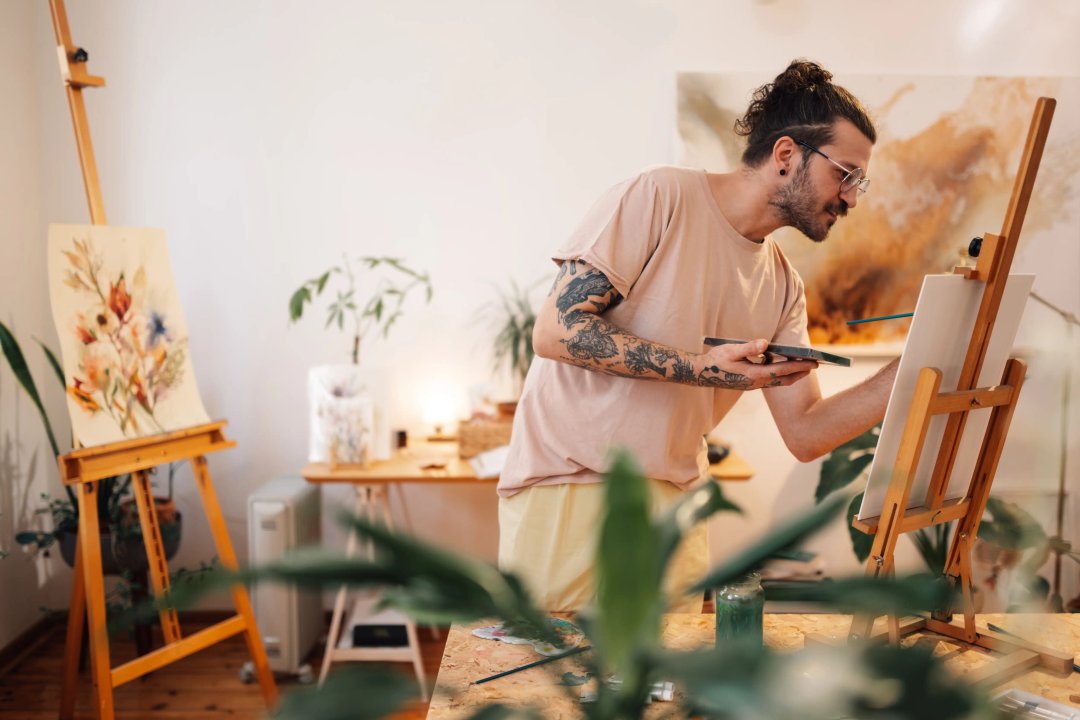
[704,337,852,367]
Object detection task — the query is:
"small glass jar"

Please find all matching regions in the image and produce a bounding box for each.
[715,571,764,646]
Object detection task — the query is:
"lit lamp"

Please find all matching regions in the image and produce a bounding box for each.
[423,392,458,442]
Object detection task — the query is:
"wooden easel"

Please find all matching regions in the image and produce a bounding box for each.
[47,2,277,717]
[845,97,1074,687]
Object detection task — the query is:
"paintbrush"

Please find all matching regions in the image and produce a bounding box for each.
[846,311,914,326]
[473,645,591,685]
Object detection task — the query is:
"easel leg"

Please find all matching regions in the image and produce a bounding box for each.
[59,532,86,720]
[130,469,181,644]
[77,483,114,719]
[191,457,278,708]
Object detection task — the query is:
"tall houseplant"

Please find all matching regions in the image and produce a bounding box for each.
[488,279,540,398]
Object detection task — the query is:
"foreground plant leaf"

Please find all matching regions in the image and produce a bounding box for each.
[765,575,955,616]
[594,449,663,683]
[690,490,850,594]
[273,666,416,720]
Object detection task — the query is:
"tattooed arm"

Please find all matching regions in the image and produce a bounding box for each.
[532,260,816,390]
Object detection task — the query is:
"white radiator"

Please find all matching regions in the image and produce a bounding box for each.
[247,476,322,677]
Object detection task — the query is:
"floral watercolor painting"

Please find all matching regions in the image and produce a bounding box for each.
[48,225,210,447]
[676,74,1080,346]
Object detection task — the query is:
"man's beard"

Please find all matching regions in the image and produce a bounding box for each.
[769,163,847,243]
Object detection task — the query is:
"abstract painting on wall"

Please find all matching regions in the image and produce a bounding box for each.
[48,224,210,447]
[676,74,1080,346]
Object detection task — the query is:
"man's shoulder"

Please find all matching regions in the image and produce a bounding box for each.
[630,164,702,187]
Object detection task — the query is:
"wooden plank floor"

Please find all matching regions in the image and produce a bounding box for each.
[0,617,448,719]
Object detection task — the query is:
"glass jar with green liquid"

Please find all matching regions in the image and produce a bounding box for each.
[714,571,764,645]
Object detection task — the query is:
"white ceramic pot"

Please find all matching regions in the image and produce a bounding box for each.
[308,364,374,466]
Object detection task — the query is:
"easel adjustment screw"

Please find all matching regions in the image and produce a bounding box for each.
[968,237,983,257]
[72,47,88,63]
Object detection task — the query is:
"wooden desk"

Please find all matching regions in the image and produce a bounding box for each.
[429,614,1080,718]
[301,440,756,484]
[301,442,754,698]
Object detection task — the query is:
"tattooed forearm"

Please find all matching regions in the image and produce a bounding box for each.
[564,316,619,360]
[671,356,696,384]
[556,269,623,327]
[555,312,750,388]
[624,341,668,377]
[698,367,753,390]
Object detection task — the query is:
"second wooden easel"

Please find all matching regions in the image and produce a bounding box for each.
[47,1,277,717]
[842,97,1073,687]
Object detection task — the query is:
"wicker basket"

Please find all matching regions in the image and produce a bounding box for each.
[458,417,513,458]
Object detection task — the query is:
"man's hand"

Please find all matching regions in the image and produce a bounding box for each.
[697,339,816,390]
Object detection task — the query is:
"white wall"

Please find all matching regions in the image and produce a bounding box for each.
[5,0,1077,633]
[0,0,72,650]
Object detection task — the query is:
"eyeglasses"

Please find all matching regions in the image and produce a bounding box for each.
[794,139,870,196]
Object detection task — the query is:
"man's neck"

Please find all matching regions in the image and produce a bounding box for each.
[705,169,782,243]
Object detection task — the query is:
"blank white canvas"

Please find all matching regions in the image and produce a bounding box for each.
[858,273,1034,519]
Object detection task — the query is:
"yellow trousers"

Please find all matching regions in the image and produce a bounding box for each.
[498,480,709,613]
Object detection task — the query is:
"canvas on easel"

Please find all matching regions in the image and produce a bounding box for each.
[47,224,210,446]
[859,272,1034,520]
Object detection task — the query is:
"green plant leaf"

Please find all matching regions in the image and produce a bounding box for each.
[35,338,65,387]
[0,320,60,458]
[273,666,417,720]
[315,271,331,294]
[654,480,741,583]
[978,496,1047,550]
[594,449,663,679]
[15,531,41,545]
[847,492,874,563]
[690,490,849,594]
[766,574,954,615]
[815,424,879,503]
[288,286,311,322]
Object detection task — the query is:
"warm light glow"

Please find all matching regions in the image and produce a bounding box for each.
[422,391,457,434]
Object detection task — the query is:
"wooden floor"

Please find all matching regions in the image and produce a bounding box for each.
[0,616,449,719]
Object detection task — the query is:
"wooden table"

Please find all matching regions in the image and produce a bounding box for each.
[429,614,1080,718]
[301,439,755,485]
[301,441,754,699]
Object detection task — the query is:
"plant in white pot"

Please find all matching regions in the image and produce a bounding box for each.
[288,255,432,466]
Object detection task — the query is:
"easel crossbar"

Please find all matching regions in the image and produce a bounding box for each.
[110,615,247,687]
[852,498,969,535]
[59,422,235,484]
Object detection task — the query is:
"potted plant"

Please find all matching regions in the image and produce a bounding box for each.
[288,255,432,465]
[288,254,433,366]
[1,320,181,573]
[486,279,542,413]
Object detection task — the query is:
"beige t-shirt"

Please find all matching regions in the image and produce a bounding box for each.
[497,166,809,497]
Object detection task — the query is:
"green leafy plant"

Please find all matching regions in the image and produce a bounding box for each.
[487,280,541,394]
[288,255,433,365]
[163,449,988,719]
[816,424,1052,609]
[1,320,178,560]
